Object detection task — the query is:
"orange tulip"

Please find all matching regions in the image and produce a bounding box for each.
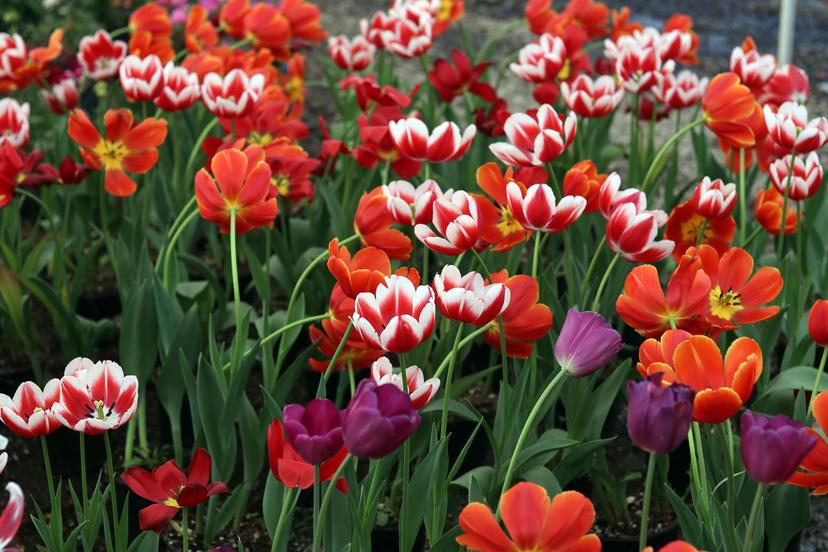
[789,391,828,494]
[129,2,172,38]
[563,160,606,213]
[68,108,167,197]
[702,72,763,149]
[664,199,735,261]
[244,4,290,58]
[457,483,601,552]
[755,186,799,236]
[326,239,391,299]
[475,162,532,252]
[645,541,704,552]
[219,0,250,40]
[809,300,828,347]
[185,5,218,53]
[354,188,412,260]
[638,332,762,423]
[432,0,465,36]
[280,0,327,45]
[616,254,711,338]
[483,270,552,359]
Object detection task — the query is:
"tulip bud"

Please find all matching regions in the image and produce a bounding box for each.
[809,299,828,346]
[626,374,695,454]
[691,177,737,218]
[555,308,622,377]
[739,410,817,484]
[282,399,344,465]
[342,380,420,459]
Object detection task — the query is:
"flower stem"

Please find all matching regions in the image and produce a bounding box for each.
[498,368,566,513]
[640,118,705,194]
[638,452,657,550]
[313,455,352,548]
[317,320,354,396]
[182,508,189,552]
[104,432,121,551]
[630,94,641,182]
[579,235,606,306]
[433,325,488,380]
[441,323,466,439]
[719,421,737,535]
[312,464,321,552]
[531,230,542,281]
[229,208,242,342]
[40,436,55,501]
[743,483,766,552]
[271,487,298,552]
[809,347,828,417]
[79,433,88,513]
[591,252,621,311]
[776,152,797,259]
[738,148,747,243]
[161,206,199,288]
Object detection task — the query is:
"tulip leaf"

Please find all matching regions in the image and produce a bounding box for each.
[521,465,562,497]
[665,484,706,547]
[452,466,495,496]
[421,398,479,423]
[765,482,810,552]
[512,436,578,479]
[400,437,448,552]
[553,437,614,488]
[428,526,463,552]
[119,282,157,385]
[759,365,828,399]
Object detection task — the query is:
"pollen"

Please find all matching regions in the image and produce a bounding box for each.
[271,174,291,196]
[709,286,743,320]
[680,213,711,244]
[496,206,524,236]
[92,139,129,170]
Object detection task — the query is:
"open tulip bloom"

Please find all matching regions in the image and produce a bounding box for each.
[5,1,828,550]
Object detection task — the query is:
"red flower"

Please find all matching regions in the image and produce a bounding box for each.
[457,483,600,552]
[730,36,775,89]
[474,99,510,137]
[561,74,624,118]
[154,63,201,112]
[354,187,413,260]
[757,63,810,108]
[769,153,823,201]
[281,0,327,46]
[809,300,828,347]
[129,2,173,37]
[40,75,78,115]
[428,49,495,103]
[77,30,127,81]
[616,254,711,338]
[607,203,674,263]
[328,35,375,72]
[370,358,440,409]
[652,70,707,110]
[119,54,164,102]
[663,14,699,64]
[219,0,250,40]
[0,29,63,91]
[244,4,290,57]
[788,391,828,494]
[201,69,264,119]
[475,162,532,251]
[68,108,167,197]
[382,179,442,226]
[327,238,391,298]
[563,160,607,213]
[691,177,737,219]
[597,173,646,219]
[367,4,433,59]
[389,117,476,163]
[415,190,486,256]
[483,270,552,359]
[506,182,586,233]
[0,99,29,148]
[0,380,61,438]
[489,104,577,167]
[226,86,307,145]
[755,186,798,236]
[433,265,510,325]
[341,74,419,112]
[58,155,89,185]
[702,72,763,149]
[353,107,421,179]
[185,5,218,53]
[268,419,347,491]
[510,33,568,84]
[121,448,229,533]
[664,199,735,261]
[764,101,828,154]
[263,141,318,203]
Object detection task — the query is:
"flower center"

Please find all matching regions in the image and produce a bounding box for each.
[709,286,743,320]
[379,148,400,163]
[271,174,290,196]
[680,213,711,244]
[557,59,571,81]
[87,399,114,421]
[437,0,453,21]
[248,131,274,146]
[285,76,303,103]
[496,205,524,236]
[93,139,129,170]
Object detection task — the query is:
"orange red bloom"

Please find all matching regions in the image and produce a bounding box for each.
[457,483,600,552]
[354,187,413,260]
[326,239,391,299]
[68,108,167,197]
[788,391,828,494]
[664,198,735,261]
[483,270,552,359]
[563,160,606,213]
[755,186,799,236]
[702,72,763,149]
[475,162,532,252]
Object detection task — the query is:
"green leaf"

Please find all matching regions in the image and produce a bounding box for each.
[760,366,828,398]
[665,484,705,547]
[400,438,448,551]
[119,282,157,385]
[765,484,810,552]
[512,436,578,478]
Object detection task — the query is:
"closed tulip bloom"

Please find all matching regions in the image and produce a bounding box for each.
[388,118,476,163]
[627,374,695,454]
[755,187,799,236]
[0,99,29,148]
[489,104,577,167]
[563,160,607,213]
[597,172,647,219]
[40,76,79,115]
[77,30,127,80]
[764,101,828,153]
[692,177,737,218]
[119,54,164,102]
[382,179,442,226]
[561,74,624,118]
[328,34,375,72]
[432,265,510,325]
[788,391,828,494]
[0,380,61,438]
[367,4,434,59]
[606,203,675,263]
[702,72,763,149]
[352,274,435,353]
[653,70,708,110]
[730,37,776,89]
[556,308,623,377]
[770,152,823,201]
[0,482,23,549]
[757,63,810,107]
[52,360,138,435]
[154,63,200,112]
[505,181,586,233]
[510,33,568,84]
[0,33,26,79]
[611,42,673,94]
[740,410,817,484]
[809,300,828,347]
[267,419,348,491]
[327,239,391,298]
[201,69,264,119]
[415,190,483,255]
[342,380,421,458]
[370,357,440,409]
[282,399,344,465]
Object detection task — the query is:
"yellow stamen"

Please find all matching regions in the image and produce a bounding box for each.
[680,212,711,244]
[92,139,129,171]
[709,285,743,320]
[496,206,524,236]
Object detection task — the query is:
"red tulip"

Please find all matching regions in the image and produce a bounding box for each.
[432,265,510,325]
[415,190,484,255]
[764,101,828,154]
[201,69,264,119]
[490,104,576,167]
[154,63,200,112]
[0,380,61,438]
[0,99,28,148]
[691,177,737,218]
[510,33,568,84]
[370,357,440,409]
[389,117,476,163]
[606,203,674,263]
[505,182,586,233]
[809,300,828,347]
[328,35,375,72]
[382,179,442,226]
[77,30,127,81]
[770,152,823,201]
[730,37,775,89]
[561,74,624,118]
[652,70,707,110]
[267,419,348,491]
[119,54,164,102]
[428,49,496,104]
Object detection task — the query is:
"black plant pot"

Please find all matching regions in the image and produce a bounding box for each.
[601,521,680,552]
[371,525,426,552]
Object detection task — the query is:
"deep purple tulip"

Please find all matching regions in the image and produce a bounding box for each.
[282,399,344,465]
[555,307,623,377]
[342,380,421,459]
[627,374,696,454]
[739,410,818,484]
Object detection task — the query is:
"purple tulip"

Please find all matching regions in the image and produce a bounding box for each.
[342,380,421,459]
[739,410,818,484]
[627,374,696,454]
[282,399,344,465]
[555,308,623,377]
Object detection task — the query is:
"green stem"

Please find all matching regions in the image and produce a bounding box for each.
[433,325,488,380]
[809,347,828,417]
[693,422,710,512]
[743,225,763,248]
[317,320,354,396]
[40,436,55,500]
[104,432,121,551]
[441,323,466,439]
[311,464,321,552]
[640,118,705,194]
[743,483,766,552]
[229,208,242,339]
[579,235,607,306]
[796,199,803,276]
[313,455,352,547]
[591,253,622,311]
[161,206,199,288]
[531,230,542,281]
[630,94,640,182]
[79,433,88,513]
[182,508,189,552]
[719,421,737,534]
[696,218,708,246]
[776,152,797,259]
[638,452,657,550]
[498,369,566,511]
[182,118,219,188]
[271,487,298,552]
[738,148,747,243]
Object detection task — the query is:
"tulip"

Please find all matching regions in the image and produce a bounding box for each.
[740,410,817,484]
[77,30,127,80]
[730,37,776,88]
[509,33,568,84]
[328,34,375,72]
[691,177,737,218]
[563,160,606,213]
[489,104,577,167]
[757,63,810,107]
[0,380,61,438]
[388,118,476,163]
[702,72,763,149]
[118,54,164,102]
[769,152,823,201]
[809,300,828,347]
[555,308,622,377]
[605,34,674,94]
[755,187,798,236]
[414,190,484,256]
[201,69,264,119]
[652,70,708,110]
[382,179,442,226]
[428,49,496,104]
[267,419,348,491]
[606,203,675,263]
[561,74,625,118]
[282,399,344,465]
[764,101,828,154]
[40,76,79,115]
[0,33,26,79]
[0,482,23,548]
[432,265,510,325]
[352,274,435,353]
[367,4,433,59]
[342,380,421,458]
[154,62,200,112]
[597,172,646,219]
[370,357,440,409]
[505,182,586,233]
[627,374,695,454]
[0,98,29,148]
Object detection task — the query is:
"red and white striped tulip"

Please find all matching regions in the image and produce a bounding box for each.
[0,380,61,438]
[370,357,439,409]
[52,359,138,435]
[432,265,510,325]
[0,33,26,79]
[382,179,442,225]
[510,33,568,84]
[352,274,436,353]
[561,75,624,118]
[201,69,265,119]
[0,482,23,548]
[597,173,646,219]
[757,64,810,107]
[41,76,79,114]
[388,118,476,163]
[154,63,200,112]
[328,35,376,72]
[606,33,673,94]
[691,177,737,218]
[77,30,127,81]
[652,70,708,110]
[366,4,433,59]
[764,101,828,153]
[730,43,775,88]
[489,104,577,167]
[414,190,483,255]
[606,203,674,263]
[657,29,695,62]
[505,182,586,233]
[770,152,823,201]
[0,99,29,148]
[119,54,164,102]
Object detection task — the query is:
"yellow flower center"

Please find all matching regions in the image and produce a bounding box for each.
[271,174,290,196]
[248,131,274,146]
[496,205,524,236]
[379,149,400,163]
[162,497,181,508]
[93,139,128,171]
[285,76,303,103]
[437,0,453,21]
[680,213,711,244]
[557,59,572,81]
[709,286,743,320]
[16,173,25,184]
